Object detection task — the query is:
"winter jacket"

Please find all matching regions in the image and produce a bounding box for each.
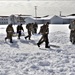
[26,23,33,32]
[6,25,14,38]
[6,25,14,34]
[17,25,24,33]
[39,24,49,35]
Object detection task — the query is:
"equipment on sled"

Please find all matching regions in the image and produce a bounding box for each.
[13,31,25,37]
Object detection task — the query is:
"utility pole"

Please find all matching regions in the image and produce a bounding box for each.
[35,6,37,18]
[60,11,62,16]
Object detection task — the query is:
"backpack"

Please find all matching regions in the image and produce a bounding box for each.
[69,21,75,29]
[39,25,45,34]
[26,24,29,29]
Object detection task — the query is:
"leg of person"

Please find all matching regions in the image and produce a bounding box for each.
[70,31,72,42]
[35,28,37,33]
[10,34,13,43]
[45,35,50,48]
[35,28,37,34]
[34,28,36,34]
[37,40,44,47]
[25,32,31,40]
[18,31,21,39]
[25,35,29,39]
[25,30,29,39]
[73,35,75,44]
[29,31,31,40]
[5,37,7,41]
[71,34,75,44]
[37,35,44,47]
[10,39,13,43]
[5,33,9,41]
[25,30,30,40]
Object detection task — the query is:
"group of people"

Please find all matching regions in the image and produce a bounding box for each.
[4,20,75,48]
[25,22,38,40]
[5,22,50,48]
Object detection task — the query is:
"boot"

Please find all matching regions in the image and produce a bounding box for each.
[37,43,40,47]
[10,41,13,43]
[5,37,7,41]
[45,46,50,48]
[25,37,27,39]
[18,37,20,39]
[10,39,13,43]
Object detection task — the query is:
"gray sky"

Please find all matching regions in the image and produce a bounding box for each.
[0,1,75,17]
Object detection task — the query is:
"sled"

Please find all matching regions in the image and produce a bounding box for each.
[13,32,25,37]
[50,44,60,48]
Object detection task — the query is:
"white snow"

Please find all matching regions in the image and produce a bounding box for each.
[0,24,75,75]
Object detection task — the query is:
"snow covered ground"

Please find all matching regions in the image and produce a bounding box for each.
[0,24,75,75]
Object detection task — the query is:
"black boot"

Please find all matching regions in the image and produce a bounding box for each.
[37,43,40,47]
[25,37,27,39]
[45,46,50,48]
[5,37,7,41]
[10,41,13,43]
[18,36,20,39]
[10,40,13,43]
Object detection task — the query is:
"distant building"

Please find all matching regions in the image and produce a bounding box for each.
[50,15,63,24]
[25,17,43,24]
[1,14,75,25]
[62,16,75,24]
[8,14,31,25]
[49,15,75,24]
[0,14,31,25]
[0,16,8,25]
[25,17,35,24]
[25,16,51,24]
[8,15,17,25]
[41,16,51,24]
[61,16,70,24]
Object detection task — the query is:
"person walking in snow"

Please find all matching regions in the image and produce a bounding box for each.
[17,24,24,39]
[25,23,33,40]
[37,22,50,48]
[5,23,14,43]
[69,20,75,44]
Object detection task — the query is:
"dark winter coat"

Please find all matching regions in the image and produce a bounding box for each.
[26,23,33,32]
[17,25,24,33]
[39,24,49,35]
[6,24,14,39]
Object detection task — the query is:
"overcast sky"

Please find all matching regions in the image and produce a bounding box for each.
[0,1,75,17]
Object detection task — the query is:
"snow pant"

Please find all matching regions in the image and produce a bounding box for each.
[32,28,35,34]
[70,30,75,44]
[34,28,37,34]
[37,34,49,48]
[25,30,31,40]
[17,31,21,39]
[5,32,13,43]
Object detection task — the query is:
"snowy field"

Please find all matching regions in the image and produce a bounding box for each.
[0,24,75,75]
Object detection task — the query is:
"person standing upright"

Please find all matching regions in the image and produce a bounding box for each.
[5,23,14,43]
[37,22,50,48]
[25,23,32,40]
[17,24,24,39]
